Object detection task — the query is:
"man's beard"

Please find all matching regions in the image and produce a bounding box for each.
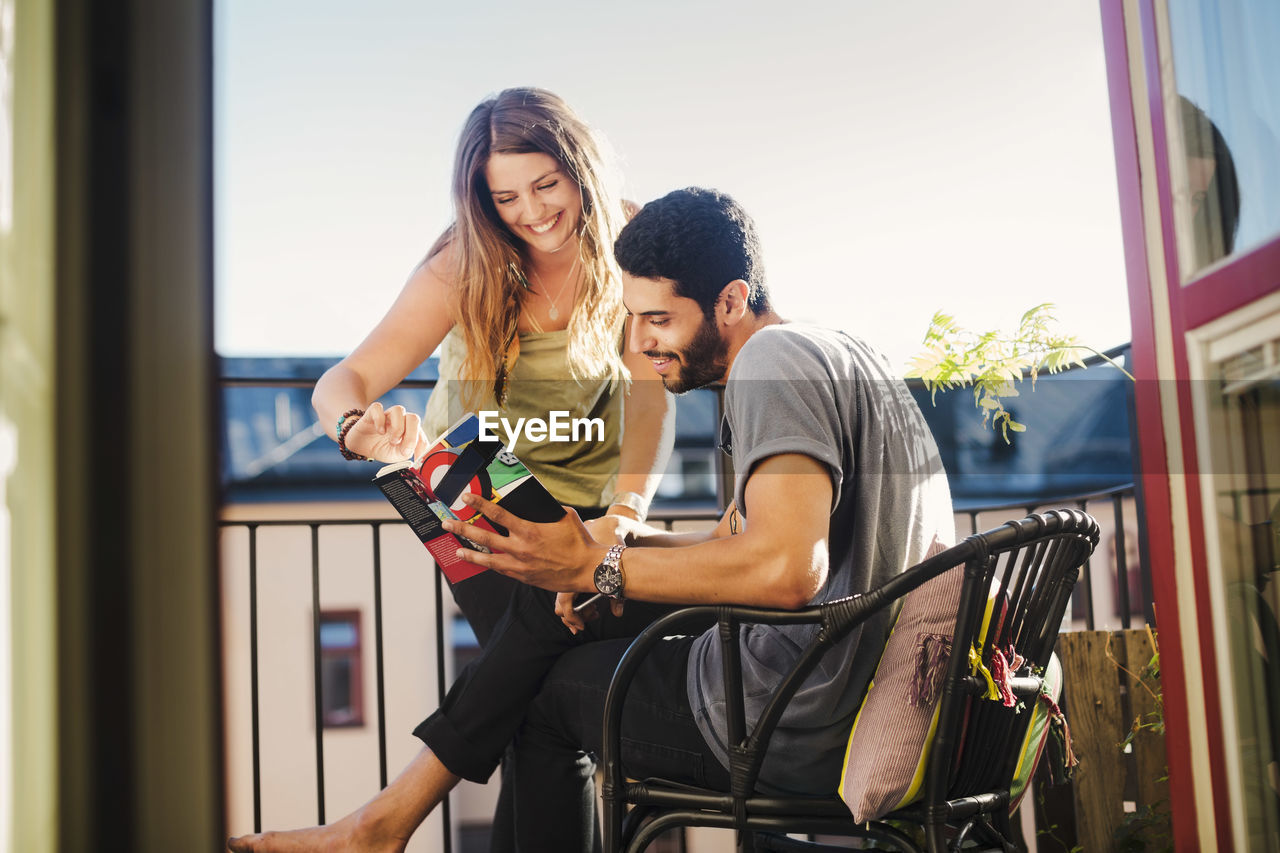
[650,315,729,395]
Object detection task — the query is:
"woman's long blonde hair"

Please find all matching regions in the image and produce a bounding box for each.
[428,88,627,404]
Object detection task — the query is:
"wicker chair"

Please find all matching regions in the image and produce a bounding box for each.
[601,509,1099,852]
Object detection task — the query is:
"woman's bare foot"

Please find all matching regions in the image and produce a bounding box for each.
[226,806,407,853]
[227,748,455,853]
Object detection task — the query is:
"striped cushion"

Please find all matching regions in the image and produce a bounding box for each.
[838,556,963,821]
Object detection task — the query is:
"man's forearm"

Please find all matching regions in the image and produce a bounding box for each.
[616,464,832,609]
[617,526,821,610]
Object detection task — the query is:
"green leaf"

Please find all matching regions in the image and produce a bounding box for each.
[905,302,1133,438]
[1020,302,1054,325]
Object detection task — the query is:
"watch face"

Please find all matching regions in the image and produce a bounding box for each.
[594,562,623,597]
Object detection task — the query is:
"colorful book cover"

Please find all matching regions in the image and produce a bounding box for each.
[373,413,565,583]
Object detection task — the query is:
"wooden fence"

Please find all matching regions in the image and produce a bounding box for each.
[1033,628,1170,852]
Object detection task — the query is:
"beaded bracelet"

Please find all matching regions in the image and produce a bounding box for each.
[336,407,370,461]
[336,407,363,432]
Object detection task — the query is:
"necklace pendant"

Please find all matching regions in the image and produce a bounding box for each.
[548,304,559,321]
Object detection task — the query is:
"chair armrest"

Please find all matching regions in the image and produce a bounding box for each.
[600,605,825,796]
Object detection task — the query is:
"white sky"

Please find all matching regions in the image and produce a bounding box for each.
[214,0,1130,373]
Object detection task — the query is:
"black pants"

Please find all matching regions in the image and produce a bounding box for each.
[417,571,728,852]
[509,626,732,852]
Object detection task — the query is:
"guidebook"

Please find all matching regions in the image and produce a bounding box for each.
[373,413,565,583]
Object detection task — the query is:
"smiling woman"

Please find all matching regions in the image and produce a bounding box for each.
[310,87,671,512]
[485,154,583,253]
[275,85,676,849]
[427,89,629,406]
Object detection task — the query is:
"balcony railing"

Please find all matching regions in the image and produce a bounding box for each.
[219,485,1143,850]
[220,508,720,851]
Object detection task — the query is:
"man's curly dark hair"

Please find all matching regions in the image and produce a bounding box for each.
[613,187,772,318]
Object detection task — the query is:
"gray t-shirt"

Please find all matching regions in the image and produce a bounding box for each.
[687,323,953,793]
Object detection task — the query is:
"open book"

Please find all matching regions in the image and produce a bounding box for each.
[373,413,565,583]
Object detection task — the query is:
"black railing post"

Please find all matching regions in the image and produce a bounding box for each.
[248,524,262,832]
[1113,495,1132,629]
[371,522,388,788]
[1077,499,1096,630]
[310,524,326,824]
[434,563,453,853]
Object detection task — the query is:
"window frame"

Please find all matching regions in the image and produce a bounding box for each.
[318,608,365,729]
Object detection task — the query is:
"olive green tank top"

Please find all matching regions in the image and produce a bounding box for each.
[422,328,624,509]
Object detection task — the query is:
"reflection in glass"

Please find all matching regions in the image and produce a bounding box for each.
[1179,96,1240,268]
[1167,0,1280,278]
[1203,337,1280,848]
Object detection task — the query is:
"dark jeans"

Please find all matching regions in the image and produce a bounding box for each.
[510,629,732,852]
[438,506,609,851]
[417,571,727,852]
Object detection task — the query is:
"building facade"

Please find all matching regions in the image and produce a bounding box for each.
[1101,1,1280,848]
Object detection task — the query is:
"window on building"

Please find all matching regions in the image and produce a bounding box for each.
[319,610,364,728]
[1167,0,1280,278]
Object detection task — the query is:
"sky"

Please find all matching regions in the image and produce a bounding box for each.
[214,0,1130,374]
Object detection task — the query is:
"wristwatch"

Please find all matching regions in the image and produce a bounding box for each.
[593,544,627,600]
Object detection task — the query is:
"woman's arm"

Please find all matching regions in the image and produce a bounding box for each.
[603,202,671,520]
[601,324,675,521]
[610,500,737,548]
[312,250,457,460]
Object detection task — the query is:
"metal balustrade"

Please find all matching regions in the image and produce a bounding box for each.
[220,508,719,849]
[954,483,1148,630]
[220,485,1143,848]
